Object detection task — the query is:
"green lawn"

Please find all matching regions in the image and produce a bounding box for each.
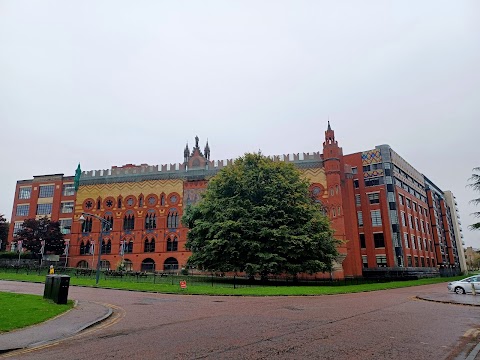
[0,292,73,332]
[0,270,464,296]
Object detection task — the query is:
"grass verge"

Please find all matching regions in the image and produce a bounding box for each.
[0,292,74,332]
[0,271,464,296]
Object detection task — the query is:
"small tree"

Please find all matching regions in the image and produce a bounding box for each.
[183,152,339,279]
[0,214,8,251]
[15,217,65,257]
[468,167,480,231]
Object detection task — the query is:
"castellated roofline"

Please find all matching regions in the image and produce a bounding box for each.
[79,151,324,183]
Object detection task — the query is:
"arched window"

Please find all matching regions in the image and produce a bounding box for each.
[164,257,178,271]
[160,194,165,206]
[141,258,155,272]
[145,211,156,230]
[123,259,133,271]
[143,237,155,253]
[123,211,135,230]
[126,240,133,253]
[84,241,92,255]
[167,210,179,228]
[139,195,144,207]
[103,213,113,231]
[167,236,178,252]
[80,241,86,255]
[100,260,110,270]
[97,199,101,210]
[81,217,93,233]
[77,260,89,268]
[101,240,107,254]
[117,197,122,209]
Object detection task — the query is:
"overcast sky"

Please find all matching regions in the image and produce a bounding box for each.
[1,1,479,246]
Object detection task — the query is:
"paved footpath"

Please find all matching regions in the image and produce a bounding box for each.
[1,280,480,360]
[0,300,111,351]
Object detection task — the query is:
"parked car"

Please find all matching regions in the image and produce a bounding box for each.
[447,276,480,294]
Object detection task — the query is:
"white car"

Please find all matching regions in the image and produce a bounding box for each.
[447,276,480,294]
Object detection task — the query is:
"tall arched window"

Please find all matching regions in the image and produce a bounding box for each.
[106,240,111,254]
[82,217,93,233]
[123,211,135,230]
[103,213,113,231]
[80,241,86,255]
[126,240,134,253]
[77,260,89,268]
[144,237,155,253]
[167,210,179,228]
[164,257,178,271]
[145,211,156,230]
[139,195,144,207]
[167,236,178,252]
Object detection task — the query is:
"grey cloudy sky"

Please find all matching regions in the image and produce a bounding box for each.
[1,1,479,246]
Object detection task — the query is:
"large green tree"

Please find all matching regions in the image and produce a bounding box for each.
[469,167,480,230]
[0,214,9,251]
[183,152,339,278]
[15,217,65,257]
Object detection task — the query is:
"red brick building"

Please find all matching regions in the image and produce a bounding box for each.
[7,123,462,278]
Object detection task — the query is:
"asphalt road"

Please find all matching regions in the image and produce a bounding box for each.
[1,282,479,360]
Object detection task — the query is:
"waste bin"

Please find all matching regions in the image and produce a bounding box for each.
[50,275,70,304]
[43,275,55,300]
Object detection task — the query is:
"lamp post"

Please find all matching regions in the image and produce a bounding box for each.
[79,212,111,285]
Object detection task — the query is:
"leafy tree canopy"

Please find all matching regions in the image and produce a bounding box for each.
[469,167,480,231]
[183,152,339,278]
[0,214,9,251]
[15,217,65,256]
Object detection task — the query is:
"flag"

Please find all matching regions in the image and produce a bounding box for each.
[119,241,124,256]
[74,163,81,192]
[90,242,95,255]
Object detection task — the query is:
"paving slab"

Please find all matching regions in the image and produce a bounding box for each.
[0,300,112,352]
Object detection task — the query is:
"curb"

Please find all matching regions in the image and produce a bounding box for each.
[0,303,113,354]
[415,296,480,307]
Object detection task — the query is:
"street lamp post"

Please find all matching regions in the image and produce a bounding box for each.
[79,212,111,285]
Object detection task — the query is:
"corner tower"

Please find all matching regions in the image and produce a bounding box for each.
[322,122,362,278]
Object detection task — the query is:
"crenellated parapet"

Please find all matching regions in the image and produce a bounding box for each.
[79,150,324,186]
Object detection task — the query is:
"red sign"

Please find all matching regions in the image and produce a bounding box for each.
[179,280,187,289]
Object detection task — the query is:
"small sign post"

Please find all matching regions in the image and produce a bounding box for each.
[180,280,187,290]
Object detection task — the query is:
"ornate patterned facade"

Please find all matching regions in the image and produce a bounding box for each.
[8,123,462,278]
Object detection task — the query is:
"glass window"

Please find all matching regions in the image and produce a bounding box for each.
[368,192,380,204]
[371,210,382,226]
[352,167,358,174]
[13,222,23,235]
[406,198,411,209]
[362,255,368,268]
[61,202,74,213]
[36,203,52,215]
[16,204,29,216]
[399,194,404,205]
[365,177,383,187]
[357,211,363,226]
[62,184,75,196]
[355,194,361,206]
[359,233,366,248]
[354,179,359,189]
[374,233,385,248]
[408,214,413,228]
[401,212,406,226]
[39,185,55,198]
[404,233,410,248]
[413,202,417,212]
[376,255,387,267]
[18,187,32,199]
[59,219,72,234]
